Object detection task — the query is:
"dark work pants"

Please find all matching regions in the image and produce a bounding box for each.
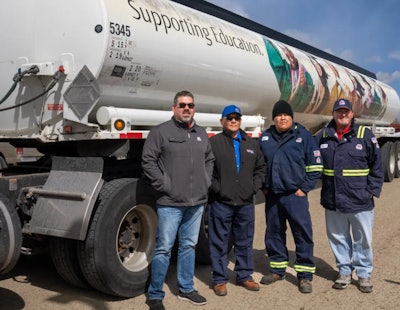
[265,192,315,280]
[208,201,255,284]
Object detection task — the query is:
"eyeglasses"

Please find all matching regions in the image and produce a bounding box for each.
[226,116,241,121]
[177,102,195,109]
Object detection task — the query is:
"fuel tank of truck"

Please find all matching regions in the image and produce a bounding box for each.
[0,0,399,138]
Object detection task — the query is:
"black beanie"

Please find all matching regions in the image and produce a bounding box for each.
[272,100,293,119]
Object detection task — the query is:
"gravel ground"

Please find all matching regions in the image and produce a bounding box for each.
[1,180,400,310]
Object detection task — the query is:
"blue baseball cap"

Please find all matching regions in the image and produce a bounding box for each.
[221,105,242,118]
[333,98,352,112]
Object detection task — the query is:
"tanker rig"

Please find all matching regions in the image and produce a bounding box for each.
[0,0,399,298]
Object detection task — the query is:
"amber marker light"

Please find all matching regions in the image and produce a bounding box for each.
[114,119,126,131]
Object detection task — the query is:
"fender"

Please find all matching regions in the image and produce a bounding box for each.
[24,157,104,240]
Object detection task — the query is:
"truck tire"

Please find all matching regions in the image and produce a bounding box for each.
[77,178,157,297]
[0,156,7,169]
[0,196,22,274]
[381,142,395,182]
[393,141,400,178]
[195,207,211,264]
[195,203,233,265]
[50,237,90,289]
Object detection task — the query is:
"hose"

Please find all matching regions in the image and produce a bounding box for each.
[0,66,65,112]
[0,65,40,105]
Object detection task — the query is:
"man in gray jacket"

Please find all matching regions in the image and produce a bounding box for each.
[142,90,214,310]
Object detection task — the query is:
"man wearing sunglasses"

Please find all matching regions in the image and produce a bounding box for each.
[208,105,266,296]
[142,90,215,310]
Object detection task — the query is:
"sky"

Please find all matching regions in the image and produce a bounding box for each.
[207,0,400,97]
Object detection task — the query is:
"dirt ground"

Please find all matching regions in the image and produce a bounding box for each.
[1,180,400,310]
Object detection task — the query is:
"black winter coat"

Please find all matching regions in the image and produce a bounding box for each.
[209,129,266,206]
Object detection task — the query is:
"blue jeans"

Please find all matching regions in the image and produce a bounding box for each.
[147,204,204,301]
[325,209,374,278]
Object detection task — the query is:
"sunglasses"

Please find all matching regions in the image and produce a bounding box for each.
[226,116,241,121]
[177,102,195,109]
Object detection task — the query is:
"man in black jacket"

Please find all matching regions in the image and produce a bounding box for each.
[208,105,266,296]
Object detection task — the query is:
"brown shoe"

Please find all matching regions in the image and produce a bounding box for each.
[260,273,286,285]
[238,279,260,291]
[213,283,227,296]
[298,279,312,293]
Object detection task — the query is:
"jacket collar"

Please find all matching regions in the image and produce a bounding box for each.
[172,116,196,130]
[325,118,356,139]
[222,128,247,140]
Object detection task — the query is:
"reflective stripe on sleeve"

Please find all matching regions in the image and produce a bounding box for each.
[323,169,334,176]
[306,165,324,172]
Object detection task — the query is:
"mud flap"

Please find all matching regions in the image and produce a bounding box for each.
[25,156,104,240]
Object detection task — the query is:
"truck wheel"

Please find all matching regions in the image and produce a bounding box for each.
[381,142,395,182]
[77,178,157,297]
[195,206,211,264]
[50,237,90,289]
[0,196,22,274]
[0,156,7,169]
[393,141,400,178]
[196,203,233,265]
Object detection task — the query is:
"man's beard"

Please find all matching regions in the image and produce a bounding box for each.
[181,115,192,123]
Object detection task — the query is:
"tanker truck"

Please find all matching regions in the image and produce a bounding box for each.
[1,0,399,298]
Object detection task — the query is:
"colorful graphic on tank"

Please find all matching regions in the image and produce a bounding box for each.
[264,38,388,119]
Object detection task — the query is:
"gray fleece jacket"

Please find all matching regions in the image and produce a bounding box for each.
[142,117,214,206]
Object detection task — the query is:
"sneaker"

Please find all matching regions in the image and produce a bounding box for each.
[148,299,165,310]
[358,277,373,293]
[260,273,286,285]
[298,279,312,293]
[332,274,352,289]
[178,290,207,305]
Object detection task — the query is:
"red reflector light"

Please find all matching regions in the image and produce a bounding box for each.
[120,132,143,139]
[64,125,72,133]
